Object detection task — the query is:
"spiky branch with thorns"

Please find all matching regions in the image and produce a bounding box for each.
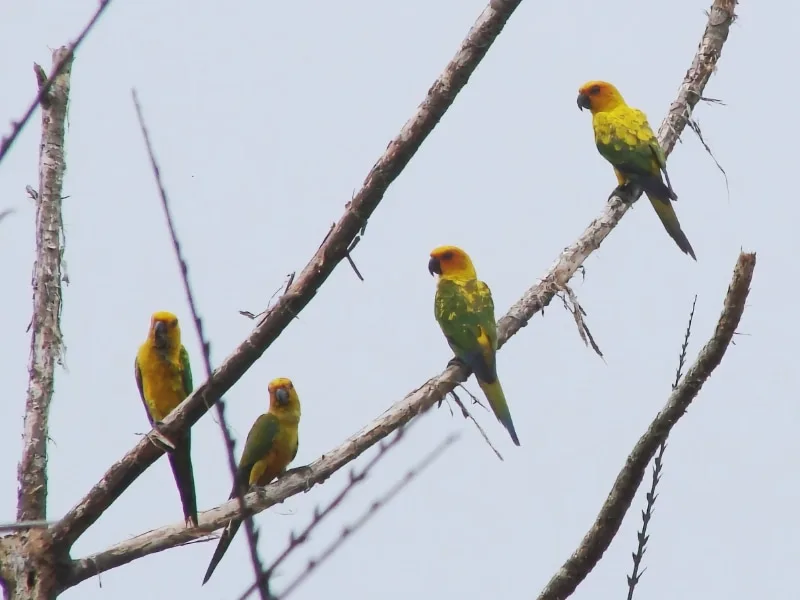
[626,296,697,599]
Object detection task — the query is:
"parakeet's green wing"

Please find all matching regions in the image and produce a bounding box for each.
[179,346,193,397]
[134,357,155,426]
[434,279,498,383]
[235,414,280,492]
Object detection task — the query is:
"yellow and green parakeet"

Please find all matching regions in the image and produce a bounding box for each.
[428,246,520,446]
[577,80,696,260]
[135,310,198,527]
[202,377,302,585]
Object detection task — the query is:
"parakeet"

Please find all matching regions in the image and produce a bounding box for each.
[202,377,302,585]
[428,246,520,446]
[135,310,198,528]
[577,80,696,260]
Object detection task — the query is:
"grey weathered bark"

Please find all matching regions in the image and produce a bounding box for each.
[1,46,73,600]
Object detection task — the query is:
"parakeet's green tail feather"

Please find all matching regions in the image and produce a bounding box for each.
[477,379,520,446]
[646,193,697,261]
[202,518,242,585]
[168,434,198,527]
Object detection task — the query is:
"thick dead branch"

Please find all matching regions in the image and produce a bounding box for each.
[60,1,738,587]
[48,0,530,554]
[534,251,755,600]
[17,46,73,523]
[0,47,73,600]
[0,0,112,167]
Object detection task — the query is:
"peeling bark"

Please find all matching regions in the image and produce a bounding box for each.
[16,46,72,524]
[1,46,73,600]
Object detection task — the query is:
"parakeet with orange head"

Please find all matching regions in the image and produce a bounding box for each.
[202,377,302,585]
[135,310,198,527]
[428,245,520,446]
[577,80,696,260]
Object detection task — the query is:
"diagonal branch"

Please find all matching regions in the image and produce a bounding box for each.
[535,251,755,600]
[17,47,74,523]
[48,0,531,553]
[0,0,113,167]
[61,0,738,584]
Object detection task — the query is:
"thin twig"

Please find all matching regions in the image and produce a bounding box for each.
[235,427,411,600]
[560,285,604,359]
[535,252,755,600]
[626,295,697,599]
[131,90,269,600]
[0,0,113,166]
[275,433,460,600]
[0,521,54,533]
[449,390,503,461]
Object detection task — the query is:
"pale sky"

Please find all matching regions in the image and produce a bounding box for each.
[1,1,797,599]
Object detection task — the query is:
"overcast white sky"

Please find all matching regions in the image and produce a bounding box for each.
[1,1,797,599]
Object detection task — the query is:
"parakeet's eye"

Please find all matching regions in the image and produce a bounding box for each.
[442,251,453,261]
[589,85,601,95]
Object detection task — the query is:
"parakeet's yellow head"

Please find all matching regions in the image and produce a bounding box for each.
[577,80,625,114]
[148,310,182,351]
[268,377,301,419]
[428,245,477,281]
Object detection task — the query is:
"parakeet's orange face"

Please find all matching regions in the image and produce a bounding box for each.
[268,377,299,412]
[577,80,624,114]
[428,245,477,280]
[149,310,181,350]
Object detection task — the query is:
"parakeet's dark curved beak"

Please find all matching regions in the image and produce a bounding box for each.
[577,93,591,111]
[275,387,290,406]
[153,320,168,348]
[428,257,441,276]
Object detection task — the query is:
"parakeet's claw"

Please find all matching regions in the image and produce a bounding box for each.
[185,515,198,528]
[447,356,467,370]
[149,421,177,451]
[284,465,314,492]
[609,183,630,203]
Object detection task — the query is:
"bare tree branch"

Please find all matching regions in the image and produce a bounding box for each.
[0,0,113,166]
[534,251,755,600]
[0,46,74,600]
[60,1,739,587]
[48,0,532,554]
[17,46,73,524]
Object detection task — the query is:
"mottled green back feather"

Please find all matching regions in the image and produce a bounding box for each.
[434,278,497,383]
[593,107,662,176]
